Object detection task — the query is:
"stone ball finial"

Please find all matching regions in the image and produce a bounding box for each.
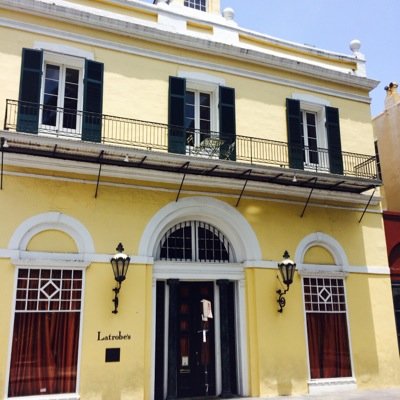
[349,39,361,53]
[223,7,235,21]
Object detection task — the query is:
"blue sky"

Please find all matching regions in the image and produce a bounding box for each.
[219,0,400,116]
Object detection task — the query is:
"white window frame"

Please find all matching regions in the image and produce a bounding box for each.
[300,271,356,394]
[300,101,329,171]
[185,89,212,146]
[5,212,94,400]
[178,72,223,157]
[292,94,331,172]
[157,220,233,262]
[6,260,86,400]
[184,0,207,12]
[39,52,84,139]
[295,232,356,394]
[186,80,218,133]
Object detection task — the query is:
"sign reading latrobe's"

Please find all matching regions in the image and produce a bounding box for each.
[97,331,132,341]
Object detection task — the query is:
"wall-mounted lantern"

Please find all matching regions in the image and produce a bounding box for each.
[276,250,296,313]
[110,243,130,314]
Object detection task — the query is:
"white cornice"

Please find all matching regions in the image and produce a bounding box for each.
[0,0,378,92]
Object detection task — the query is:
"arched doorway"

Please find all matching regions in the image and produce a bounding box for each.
[154,221,237,399]
[141,197,261,400]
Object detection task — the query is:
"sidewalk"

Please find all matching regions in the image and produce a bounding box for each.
[242,387,400,399]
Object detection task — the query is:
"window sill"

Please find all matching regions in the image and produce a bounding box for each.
[9,394,79,400]
[308,378,356,394]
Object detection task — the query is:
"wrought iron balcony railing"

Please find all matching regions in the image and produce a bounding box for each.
[3,99,379,180]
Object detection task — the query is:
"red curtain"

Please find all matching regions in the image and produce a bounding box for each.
[307,313,352,379]
[8,312,80,397]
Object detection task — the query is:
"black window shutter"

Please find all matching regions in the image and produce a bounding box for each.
[17,48,43,134]
[326,106,344,175]
[168,76,186,154]
[219,86,236,161]
[286,98,304,170]
[82,59,104,143]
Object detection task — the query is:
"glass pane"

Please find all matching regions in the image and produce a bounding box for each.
[44,79,59,96]
[63,111,77,130]
[42,107,57,126]
[306,112,316,127]
[185,91,195,104]
[200,120,210,132]
[43,94,57,107]
[8,312,80,397]
[185,104,194,119]
[45,64,60,80]
[64,83,79,99]
[63,98,78,111]
[185,119,195,130]
[200,93,210,106]
[65,68,79,84]
[200,105,210,120]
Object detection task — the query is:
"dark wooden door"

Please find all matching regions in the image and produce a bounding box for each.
[177,282,215,398]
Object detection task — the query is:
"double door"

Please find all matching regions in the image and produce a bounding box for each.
[154,280,238,399]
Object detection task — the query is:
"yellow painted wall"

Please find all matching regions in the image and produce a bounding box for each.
[347,274,400,387]
[0,170,398,398]
[246,268,308,396]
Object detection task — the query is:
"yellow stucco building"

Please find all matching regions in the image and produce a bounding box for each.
[0,0,399,399]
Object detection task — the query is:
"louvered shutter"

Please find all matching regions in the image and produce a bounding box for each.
[219,86,236,161]
[168,77,186,154]
[326,106,343,175]
[82,60,104,142]
[17,48,43,134]
[286,98,304,170]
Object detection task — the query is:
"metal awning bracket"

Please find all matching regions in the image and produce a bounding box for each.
[358,187,376,223]
[300,177,318,218]
[94,150,104,199]
[0,137,6,190]
[236,169,252,207]
[202,165,219,175]
[137,155,147,167]
[176,161,190,202]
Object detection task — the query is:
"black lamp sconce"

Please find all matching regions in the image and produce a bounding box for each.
[110,243,130,314]
[276,250,296,313]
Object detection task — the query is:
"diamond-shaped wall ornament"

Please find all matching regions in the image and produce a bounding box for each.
[40,280,60,299]
[318,287,332,303]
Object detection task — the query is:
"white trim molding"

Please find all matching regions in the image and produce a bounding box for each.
[138,196,262,263]
[8,212,95,261]
[308,378,357,394]
[34,41,94,60]
[295,232,349,270]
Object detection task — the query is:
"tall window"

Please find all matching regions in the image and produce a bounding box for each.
[41,63,81,132]
[158,221,233,262]
[286,98,343,174]
[185,90,211,147]
[18,48,104,141]
[184,0,207,11]
[303,277,352,379]
[8,268,83,397]
[40,53,84,136]
[300,109,329,171]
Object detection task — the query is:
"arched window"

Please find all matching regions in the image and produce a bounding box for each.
[157,221,233,262]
